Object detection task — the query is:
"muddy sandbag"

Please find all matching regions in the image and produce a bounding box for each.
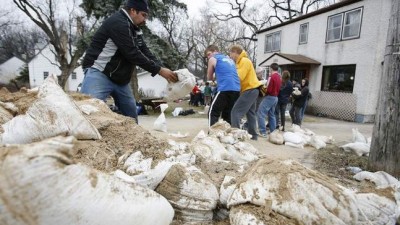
[309,135,327,150]
[155,164,219,223]
[0,76,101,144]
[0,102,14,125]
[0,136,174,225]
[230,204,298,225]
[353,171,399,188]
[227,159,359,225]
[269,130,284,145]
[355,193,398,225]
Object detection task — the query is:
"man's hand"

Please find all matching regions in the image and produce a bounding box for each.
[159,67,178,83]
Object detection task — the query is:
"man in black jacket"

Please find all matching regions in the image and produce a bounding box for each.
[81,0,177,122]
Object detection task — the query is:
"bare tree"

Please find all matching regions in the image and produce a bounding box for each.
[368,0,400,177]
[12,0,95,89]
[270,0,337,21]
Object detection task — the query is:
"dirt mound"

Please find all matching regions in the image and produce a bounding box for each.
[0,87,37,114]
[231,204,298,225]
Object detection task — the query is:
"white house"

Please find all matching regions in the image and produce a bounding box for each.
[0,57,26,84]
[28,44,84,92]
[137,70,168,97]
[256,0,391,123]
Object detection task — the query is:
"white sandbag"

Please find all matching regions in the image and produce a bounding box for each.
[303,128,316,136]
[154,103,168,132]
[269,130,284,145]
[309,135,327,150]
[294,131,311,144]
[165,69,196,101]
[0,102,14,125]
[341,142,370,156]
[315,135,335,144]
[227,159,359,225]
[165,140,190,156]
[353,171,400,188]
[0,76,101,144]
[220,176,237,206]
[284,142,304,149]
[229,128,252,141]
[220,134,236,144]
[129,160,174,190]
[225,145,257,164]
[230,207,265,225]
[172,107,183,117]
[190,136,230,162]
[0,136,174,225]
[155,164,219,223]
[283,132,304,144]
[352,128,367,143]
[355,193,398,225]
[288,124,304,133]
[79,104,99,115]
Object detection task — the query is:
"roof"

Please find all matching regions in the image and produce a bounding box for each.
[256,0,363,34]
[258,53,320,66]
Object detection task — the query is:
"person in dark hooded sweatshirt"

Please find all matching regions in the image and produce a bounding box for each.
[81,0,178,123]
[275,70,293,131]
[290,78,309,126]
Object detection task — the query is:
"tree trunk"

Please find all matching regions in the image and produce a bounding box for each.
[130,67,140,101]
[368,0,400,177]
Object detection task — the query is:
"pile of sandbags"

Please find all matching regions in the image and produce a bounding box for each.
[0,136,174,225]
[340,128,371,156]
[280,124,334,150]
[0,76,101,144]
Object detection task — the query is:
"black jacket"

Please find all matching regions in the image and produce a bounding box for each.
[82,9,161,85]
[293,86,309,107]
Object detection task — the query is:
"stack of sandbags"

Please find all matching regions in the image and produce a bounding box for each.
[0,136,174,225]
[283,124,333,150]
[340,128,370,156]
[227,159,359,225]
[0,75,101,144]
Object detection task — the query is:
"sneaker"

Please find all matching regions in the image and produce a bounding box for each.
[259,133,268,138]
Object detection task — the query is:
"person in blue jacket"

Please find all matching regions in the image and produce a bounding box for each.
[275,70,293,131]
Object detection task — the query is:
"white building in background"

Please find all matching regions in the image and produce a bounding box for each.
[28,44,84,92]
[256,0,391,123]
[0,57,26,84]
[137,70,168,97]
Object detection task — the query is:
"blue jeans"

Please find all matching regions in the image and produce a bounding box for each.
[81,67,138,123]
[300,98,308,122]
[257,96,278,135]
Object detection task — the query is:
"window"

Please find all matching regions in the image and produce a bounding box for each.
[43,71,49,79]
[321,65,356,92]
[71,72,77,79]
[326,14,343,42]
[326,7,363,42]
[299,23,309,44]
[343,8,362,39]
[265,31,281,52]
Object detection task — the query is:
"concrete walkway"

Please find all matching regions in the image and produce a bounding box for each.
[138,115,373,168]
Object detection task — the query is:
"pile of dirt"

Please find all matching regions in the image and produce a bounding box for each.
[0,87,37,114]
[231,204,298,225]
[68,98,170,173]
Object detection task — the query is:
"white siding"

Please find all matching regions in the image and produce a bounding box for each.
[0,57,26,84]
[28,45,84,91]
[256,0,391,119]
[137,71,168,97]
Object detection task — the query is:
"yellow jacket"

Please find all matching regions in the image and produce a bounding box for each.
[236,51,261,92]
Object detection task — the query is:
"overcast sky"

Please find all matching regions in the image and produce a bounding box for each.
[179,0,207,17]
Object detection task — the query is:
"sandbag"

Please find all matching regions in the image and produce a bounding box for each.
[190,136,230,162]
[341,142,370,156]
[0,76,101,144]
[352,128,367,143]
[0,102,14,125]
[165,69,196,101]
[355,193,398,225]
[227,159,359,225]
[0,136,174,225]
[171,107,183,117]
[155,164,219,223]
[154,103,168,132]
[269,130,284,145]
[315,135,335,144]
[309,135,327,150]
[283,132,304,144]
[230,204,298,225]
[353,171,399,188]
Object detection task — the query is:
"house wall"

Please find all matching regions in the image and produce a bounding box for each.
[137,71,168,97]
[0,57,26,84]
[28,45,84,92]
[256,0,391,122]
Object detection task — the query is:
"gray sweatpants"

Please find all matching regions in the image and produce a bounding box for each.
[230,88,259,137]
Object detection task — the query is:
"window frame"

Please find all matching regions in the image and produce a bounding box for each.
[43,71,49,80]
[299,22,309,45]
[326,13,343,43]
[325,7,363,43]
[71,72,77,80]
[342,8,363,40]
[264,31,281,53]
[320,64,356,93]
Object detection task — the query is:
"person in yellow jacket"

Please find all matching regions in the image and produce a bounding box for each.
[229,44,261,140]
